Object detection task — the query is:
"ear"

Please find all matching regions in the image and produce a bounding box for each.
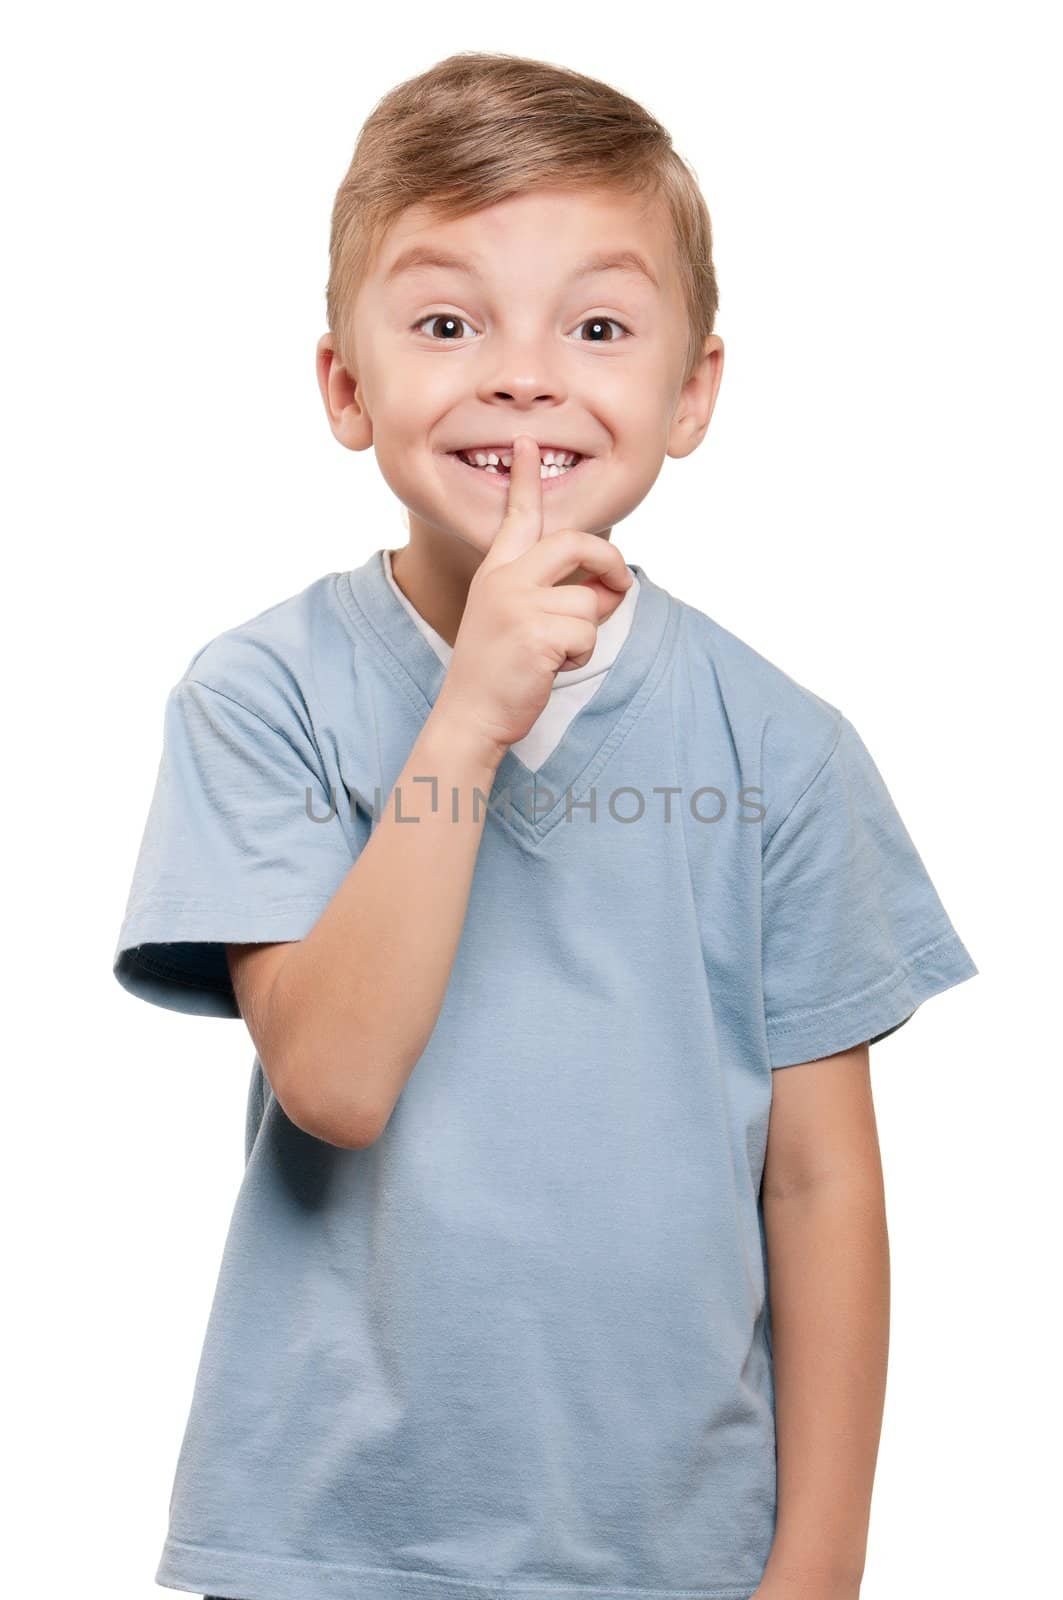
[667,335,725,460]
[316,332,374,452]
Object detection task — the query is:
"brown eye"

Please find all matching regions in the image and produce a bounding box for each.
[575,317,629,343]
[414,314,476,341]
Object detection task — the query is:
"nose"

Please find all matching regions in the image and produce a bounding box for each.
[476,333,567,410]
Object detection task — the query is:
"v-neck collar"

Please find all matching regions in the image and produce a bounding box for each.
[338,548,678,844]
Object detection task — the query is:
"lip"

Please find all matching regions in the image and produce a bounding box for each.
[452,444,583,456]
[443,450,591,491]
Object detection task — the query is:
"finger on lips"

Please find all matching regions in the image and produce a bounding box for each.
[483,434,543,568]
[485,435,630,606]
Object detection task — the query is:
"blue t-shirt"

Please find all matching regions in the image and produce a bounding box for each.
[114,549,977,1600]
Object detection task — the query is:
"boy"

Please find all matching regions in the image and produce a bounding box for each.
[113,52,978,1600]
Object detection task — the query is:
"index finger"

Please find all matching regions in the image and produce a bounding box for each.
[479,434,543,575]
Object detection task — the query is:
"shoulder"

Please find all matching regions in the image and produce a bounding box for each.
[170,571,354,731]
[670,590,846,842]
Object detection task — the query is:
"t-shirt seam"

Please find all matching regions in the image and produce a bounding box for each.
[668,633,700,886]
[164,1536,755,1597]
[764,924,959,1034]
[334,568,438,723]
[118,895,337,989]
[760,714,846,855]
[182,675,331,784]
[124,893,332,909]
[527,603,679,844]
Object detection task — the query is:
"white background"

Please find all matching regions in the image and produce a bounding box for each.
[5,3,1057,1596]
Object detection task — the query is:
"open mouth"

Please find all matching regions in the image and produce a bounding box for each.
[445,445,590,488]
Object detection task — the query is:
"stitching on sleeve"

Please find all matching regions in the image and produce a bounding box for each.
[122,894,335,912]
[765,925,958,1033]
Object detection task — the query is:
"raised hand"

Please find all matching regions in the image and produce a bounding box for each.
[434,434,633,759]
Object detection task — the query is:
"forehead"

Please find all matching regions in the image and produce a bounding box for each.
[373,185,676,297]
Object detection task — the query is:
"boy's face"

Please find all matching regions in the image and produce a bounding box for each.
[317,184,723,557]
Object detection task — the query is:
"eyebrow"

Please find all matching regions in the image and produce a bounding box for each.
[383,244,660,291]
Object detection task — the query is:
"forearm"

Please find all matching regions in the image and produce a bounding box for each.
[265,708,504,1145]
[757,1173,890,1598]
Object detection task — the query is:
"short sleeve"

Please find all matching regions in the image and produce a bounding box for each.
[761,715,978,1068]
[113,677,355,1018]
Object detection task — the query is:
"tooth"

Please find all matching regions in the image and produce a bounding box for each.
[542,450,556,466]
[486,452,499,465]
[474,452,489,467]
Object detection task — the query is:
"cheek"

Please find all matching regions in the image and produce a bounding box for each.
[358,329,440,424]
[374,375,460,457]
[593,361,670,429]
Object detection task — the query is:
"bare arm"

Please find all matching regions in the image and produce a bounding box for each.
[229,706,504,1150]
[227,440,631,1152]
[754,1041,889,1600]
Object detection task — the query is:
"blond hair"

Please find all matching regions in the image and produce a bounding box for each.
[325,52,719,386]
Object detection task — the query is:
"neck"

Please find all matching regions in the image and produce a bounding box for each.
[388,533,480,648]
[391,524,614,648]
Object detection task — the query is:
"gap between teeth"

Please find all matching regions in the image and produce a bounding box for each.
[459,449,579,476]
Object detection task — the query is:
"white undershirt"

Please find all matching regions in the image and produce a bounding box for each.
[383,549,640,773]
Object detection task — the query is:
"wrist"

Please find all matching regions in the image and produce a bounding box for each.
[420,704,509,777]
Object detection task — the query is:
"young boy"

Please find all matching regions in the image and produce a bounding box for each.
[113,52,978,1600]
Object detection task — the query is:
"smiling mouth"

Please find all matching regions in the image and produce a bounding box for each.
[446,445,588,483]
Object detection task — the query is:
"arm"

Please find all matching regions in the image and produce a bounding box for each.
[228,706,504,1150]
[226,449,630,1152]
[754,1040,889,1600]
